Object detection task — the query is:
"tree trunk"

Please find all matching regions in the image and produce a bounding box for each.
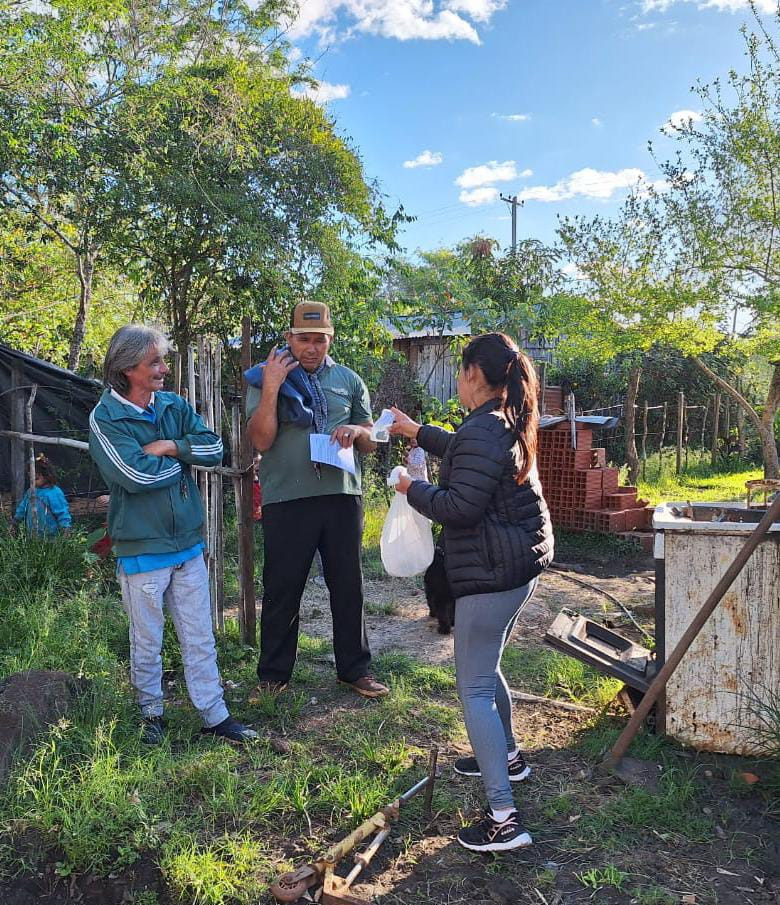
[68,252,94,371]
[759,362,780,478]
[693,357,779,479]
[624,363,642,485]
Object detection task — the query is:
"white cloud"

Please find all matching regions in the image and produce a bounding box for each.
[641,0,775,13]
[459,187,500,206]
[455,160,518,189]
[592,117,602,127]
[444,0,506,22]
[517,167,648,203]
[493,112,531,122]
[403,149,444,168]
[661,108,703,133]
[287,0,506,45]
[561,261,586,281]
[294,80,351,103]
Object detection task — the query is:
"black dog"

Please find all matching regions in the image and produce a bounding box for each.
[423,546,455,635]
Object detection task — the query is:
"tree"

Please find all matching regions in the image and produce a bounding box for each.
[651,11,780,475]
[113,55,401,356]
[550,193,720,483]
[0,0,301,368]
[0,211,136,365]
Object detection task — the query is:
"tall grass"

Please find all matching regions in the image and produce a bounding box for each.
[633,454,762,505]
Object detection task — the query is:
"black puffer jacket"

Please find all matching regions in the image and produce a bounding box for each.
[407,398,553,598]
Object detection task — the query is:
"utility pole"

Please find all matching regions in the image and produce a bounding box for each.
[500,193,523,253]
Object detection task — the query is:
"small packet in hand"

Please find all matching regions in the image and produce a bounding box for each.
[370,409,395,442]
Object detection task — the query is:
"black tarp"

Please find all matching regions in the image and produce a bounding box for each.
[0,344,104,498]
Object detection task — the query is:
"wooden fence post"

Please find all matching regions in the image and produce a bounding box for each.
[238,317,256,645]
[711,392,721,467]
[10,364,26,510]
[25,387,38,532]
[213,343,224,630]
[676,391,684,475]
[659,401,668,472]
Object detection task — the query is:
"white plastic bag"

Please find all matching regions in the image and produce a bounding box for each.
[380,467,435,577]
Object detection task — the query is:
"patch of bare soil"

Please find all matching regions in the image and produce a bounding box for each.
[296,560,778,905]
[298,564,657,664]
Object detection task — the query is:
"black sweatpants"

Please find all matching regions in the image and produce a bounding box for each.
[258,494,371,684]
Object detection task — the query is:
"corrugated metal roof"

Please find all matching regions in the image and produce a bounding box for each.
[384,314,471,339]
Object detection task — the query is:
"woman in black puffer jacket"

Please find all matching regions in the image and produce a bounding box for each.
[389,332,553,853]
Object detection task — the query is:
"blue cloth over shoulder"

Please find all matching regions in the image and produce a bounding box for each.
[243,362,316,428]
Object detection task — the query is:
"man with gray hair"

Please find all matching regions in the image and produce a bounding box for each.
[90,324,257,745]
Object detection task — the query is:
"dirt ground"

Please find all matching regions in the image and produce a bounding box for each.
[1,553,777,905]
[297,557,778,905]
[300,561,657,666]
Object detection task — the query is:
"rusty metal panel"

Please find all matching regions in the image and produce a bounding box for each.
[664,531,780,754]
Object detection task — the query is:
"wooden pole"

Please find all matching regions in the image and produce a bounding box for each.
[676,391,684,475]
[723,396,731,452]
[711,392,721,467]
[539,361,547,417]
[659,401,667,472]
[641,400,648,481]
[231,402,245,632]
[700,398,709,454]
[0,430,88,451]
[25,387,38,533]
[174,351,182,396]
[10,364,26,510]
[214,343,224,630]
[238,316,256,645]
[187,345,196,408]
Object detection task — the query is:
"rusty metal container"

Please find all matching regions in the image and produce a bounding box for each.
[653,502,780,754]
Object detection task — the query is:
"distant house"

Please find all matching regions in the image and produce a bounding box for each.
[387,315,557,404]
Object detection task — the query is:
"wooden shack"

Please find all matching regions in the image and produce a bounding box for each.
[388,315,557,404]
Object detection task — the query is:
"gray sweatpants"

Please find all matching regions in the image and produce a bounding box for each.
[454,579,537,811]
[118,555,229,728]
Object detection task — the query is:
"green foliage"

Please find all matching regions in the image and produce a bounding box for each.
[576,864,628,890]
[636,456,762,505]
[501,646,622,708]
[575,766,714,848]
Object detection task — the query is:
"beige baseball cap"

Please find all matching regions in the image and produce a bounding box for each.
[289,301,334,336]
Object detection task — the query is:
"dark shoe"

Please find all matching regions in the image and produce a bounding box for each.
[339,675,389,698]
[454,750,531,782]
[141,715,166,745]
[248,681,288,703]
[201,717,259,744]
[457,810,532,852]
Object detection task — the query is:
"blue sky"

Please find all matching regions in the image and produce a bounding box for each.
[289,0,775,256]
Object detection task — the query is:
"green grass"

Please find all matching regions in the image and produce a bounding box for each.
[502,646,623,708]
[572,765,714,852]
[635,455,762,506]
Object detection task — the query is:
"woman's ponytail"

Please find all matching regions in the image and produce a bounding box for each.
[461,333,539,484]
[504,352,538,484]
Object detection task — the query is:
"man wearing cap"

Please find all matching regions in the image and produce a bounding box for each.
[246,302,389,699]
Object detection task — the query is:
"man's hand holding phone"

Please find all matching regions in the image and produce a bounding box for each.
[264,344,298,391]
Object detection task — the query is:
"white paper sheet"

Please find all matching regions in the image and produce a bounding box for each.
[309,433,356,475]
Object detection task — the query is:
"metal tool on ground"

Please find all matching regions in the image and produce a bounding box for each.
[270,749,438,905]
[604,493,780,788]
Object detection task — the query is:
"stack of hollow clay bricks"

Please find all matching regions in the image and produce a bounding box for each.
[537,421,653,538]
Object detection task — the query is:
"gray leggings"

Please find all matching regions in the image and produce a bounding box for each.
[454,579,537,811]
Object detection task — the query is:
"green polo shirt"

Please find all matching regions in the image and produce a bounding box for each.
[246,359,373,505]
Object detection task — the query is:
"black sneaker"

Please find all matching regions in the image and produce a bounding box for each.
[457,810,532,852]
[201,717,259,745]
[141,715,166,745]
[453,750,531,782]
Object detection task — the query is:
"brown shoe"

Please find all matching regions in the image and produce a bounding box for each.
[340,675,389,698]
[248,681,288,703]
